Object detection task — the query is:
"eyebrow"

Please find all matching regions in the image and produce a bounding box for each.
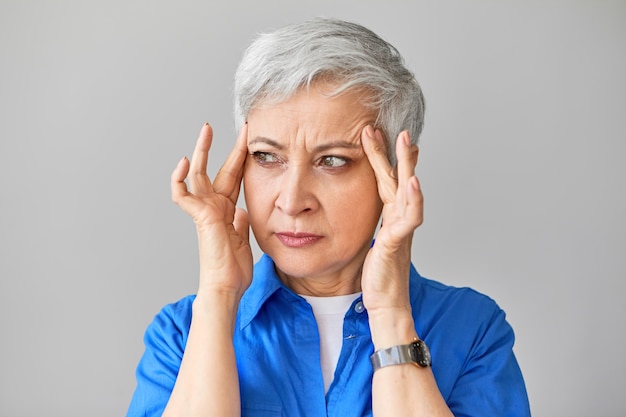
[248,137,285,150]
[248,136,361,152]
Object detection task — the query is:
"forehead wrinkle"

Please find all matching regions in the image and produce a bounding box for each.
[301,112,370,153]
[247,85,376,153]
[249,119,363,154]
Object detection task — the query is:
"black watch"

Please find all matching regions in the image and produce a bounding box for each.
[370,339,432,371]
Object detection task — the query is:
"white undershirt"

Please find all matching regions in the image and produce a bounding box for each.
[301,293,361,393]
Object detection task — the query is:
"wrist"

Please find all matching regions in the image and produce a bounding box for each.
[368,307,418,350]
[193,289,241,330]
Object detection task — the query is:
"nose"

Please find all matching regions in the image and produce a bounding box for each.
[275,165,319,217]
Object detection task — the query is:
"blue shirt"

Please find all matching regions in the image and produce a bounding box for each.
[127,254,530,416]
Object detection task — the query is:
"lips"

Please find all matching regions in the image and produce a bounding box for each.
[275,232,323,248]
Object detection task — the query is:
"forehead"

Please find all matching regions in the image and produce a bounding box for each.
[247,85,377,145]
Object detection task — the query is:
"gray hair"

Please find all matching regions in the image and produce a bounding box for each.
[233,18,425,165]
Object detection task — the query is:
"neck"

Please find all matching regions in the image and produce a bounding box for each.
[276,266,362,297]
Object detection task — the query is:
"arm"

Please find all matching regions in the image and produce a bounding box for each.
[162,123,251,417]
[361,126,453,417]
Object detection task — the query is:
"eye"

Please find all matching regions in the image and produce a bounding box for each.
[252,151,280,164]
[319,156,348,168]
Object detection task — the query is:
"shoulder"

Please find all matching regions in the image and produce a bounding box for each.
[143,295,196,350]
[151,294,196,326]
[409,269,514,349]
[412,272,503,320]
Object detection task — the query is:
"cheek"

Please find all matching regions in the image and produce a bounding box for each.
[327,175,382,229]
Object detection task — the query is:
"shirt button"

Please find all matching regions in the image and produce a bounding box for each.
[354,301,365,313]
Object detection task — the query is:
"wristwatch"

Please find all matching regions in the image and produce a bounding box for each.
[370,339,431,371]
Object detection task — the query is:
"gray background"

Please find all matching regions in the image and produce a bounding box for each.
[1,0,624,416]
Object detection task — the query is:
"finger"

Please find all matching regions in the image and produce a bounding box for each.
[361,125,397,203]
[171,156,211,217]
[395,131,417,202]
[213,123,249,204]
[188,123,214,196]
[171,156,191,203]
[406,175,424,228]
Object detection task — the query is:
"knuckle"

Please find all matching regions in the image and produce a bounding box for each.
[171,189,186,205]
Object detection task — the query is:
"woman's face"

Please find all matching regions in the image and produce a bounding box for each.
[243,83,384,295]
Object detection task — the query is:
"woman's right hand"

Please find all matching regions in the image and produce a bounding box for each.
[170,122,252,302]
[163,123,251,416]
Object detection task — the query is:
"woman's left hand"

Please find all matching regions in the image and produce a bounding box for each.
[360,125,423,344]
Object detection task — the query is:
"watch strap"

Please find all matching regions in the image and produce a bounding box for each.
[370,340,431,371]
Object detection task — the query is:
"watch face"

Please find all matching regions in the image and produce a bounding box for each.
[411,340,432,367]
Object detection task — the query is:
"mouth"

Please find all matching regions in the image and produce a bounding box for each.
[275,232,323,248]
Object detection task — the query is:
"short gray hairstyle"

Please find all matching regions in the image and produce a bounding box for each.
[233,18,425,165]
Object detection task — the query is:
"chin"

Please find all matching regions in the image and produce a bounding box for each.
[263,240,369,282]
[270,250,330,278]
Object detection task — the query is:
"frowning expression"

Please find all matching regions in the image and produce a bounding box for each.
[243,83,384,295]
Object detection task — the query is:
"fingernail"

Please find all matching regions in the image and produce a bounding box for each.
[364,125,375,138]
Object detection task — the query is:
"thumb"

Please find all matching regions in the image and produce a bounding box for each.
[233,208,250,245]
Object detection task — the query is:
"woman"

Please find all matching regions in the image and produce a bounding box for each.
[127,18,530,417]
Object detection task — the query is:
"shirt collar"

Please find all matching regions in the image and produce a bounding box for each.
[238,254,291,329]
[238,253,426,329]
